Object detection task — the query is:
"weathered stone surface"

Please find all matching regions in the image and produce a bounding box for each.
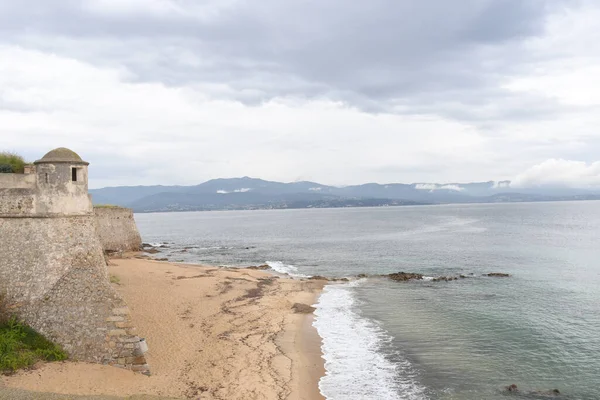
[0,148,149,374]
[94,207,142,253]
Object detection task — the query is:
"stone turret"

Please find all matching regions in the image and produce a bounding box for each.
[33,147,93,215]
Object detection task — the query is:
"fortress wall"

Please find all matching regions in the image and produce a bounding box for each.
[94,207,143,253]
[0,189,36,215]
[0,215,149,373]
[0,173,36,189]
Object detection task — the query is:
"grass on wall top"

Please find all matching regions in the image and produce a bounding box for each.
[0,152,27,174]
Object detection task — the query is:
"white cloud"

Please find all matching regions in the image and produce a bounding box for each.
[415,184,464,191]
[512,159,600,188]
[2,3,600,188]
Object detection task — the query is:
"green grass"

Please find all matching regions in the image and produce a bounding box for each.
[110,274,121,285]
[0,152,27,174]
[0,317,68,373]
[94,204,122,209]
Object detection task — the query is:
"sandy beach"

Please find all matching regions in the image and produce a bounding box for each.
[1,258,325,400]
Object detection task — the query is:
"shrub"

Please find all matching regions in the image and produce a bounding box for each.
[0,164,12,173]
[0,317,68,373]
[0,152,26,173]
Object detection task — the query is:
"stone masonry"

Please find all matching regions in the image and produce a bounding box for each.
[94,207,143,253]
[0,148,149,374]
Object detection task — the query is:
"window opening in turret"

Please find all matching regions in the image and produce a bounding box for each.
[45,173,49,183]
[72,167,77,182]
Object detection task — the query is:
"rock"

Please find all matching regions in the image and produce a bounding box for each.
[155,258,168,261]
[356,274,369,279]
[459,275,466,279]
[309,275,329,281]
[142,243,152,248]
[247,264,270,270]
[487,273,511,277]
[387,272,424,282]
[292,303,316,314]
[506,384,519,392]
[145,248,160,254]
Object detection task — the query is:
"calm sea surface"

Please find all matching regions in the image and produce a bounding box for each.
[135,201,600,400]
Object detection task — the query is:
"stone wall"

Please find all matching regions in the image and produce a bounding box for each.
[0,215,149,374]
[94,207,142,253]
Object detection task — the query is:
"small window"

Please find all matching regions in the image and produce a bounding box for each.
[45,173,49,183]
[71,167,77,182]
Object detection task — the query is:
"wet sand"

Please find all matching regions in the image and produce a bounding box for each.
[1,258,325,400]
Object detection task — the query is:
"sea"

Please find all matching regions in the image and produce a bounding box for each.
[135,201,600,400]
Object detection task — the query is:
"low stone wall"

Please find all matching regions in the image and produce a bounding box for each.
[94,207,142,253]
[0,215,149,374]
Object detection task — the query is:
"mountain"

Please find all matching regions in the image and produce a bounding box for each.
[89,177,600,213]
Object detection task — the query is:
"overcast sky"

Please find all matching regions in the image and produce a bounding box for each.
[1,0,599,188]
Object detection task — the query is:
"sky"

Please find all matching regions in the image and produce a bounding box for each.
[1,0,599,189]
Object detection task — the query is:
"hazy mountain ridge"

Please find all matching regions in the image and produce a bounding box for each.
[90,177,600,212]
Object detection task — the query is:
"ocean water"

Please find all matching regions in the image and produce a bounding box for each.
[135,201,600,400]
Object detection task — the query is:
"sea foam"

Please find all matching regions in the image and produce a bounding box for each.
[265,261,310,278]
[314,281,429,400]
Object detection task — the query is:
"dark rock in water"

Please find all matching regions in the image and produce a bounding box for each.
[309,275,329,281]
[292,303,316,314]
[487,272,511,277]
[506,384,519,392]
[432,276,460,282]
[356,274,369,279]
[142,243,152,248]
[145,248,160,254]
[155,258,169,261]
[459,275,466,279]
[504,384,562,398]
[247,264,270,270]
[387,272,424,282]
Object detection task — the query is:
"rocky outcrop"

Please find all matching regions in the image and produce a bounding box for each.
[387,272,424,282]
[247,264,270,270]
[504,384,562,397]
[487,272,511,277]
[291,303,316,314]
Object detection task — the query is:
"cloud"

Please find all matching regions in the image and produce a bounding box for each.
[512,159,600,188]
[415,184,464,192]
[1,1,600,188]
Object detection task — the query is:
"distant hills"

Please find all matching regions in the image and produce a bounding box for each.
[89,177,600,213]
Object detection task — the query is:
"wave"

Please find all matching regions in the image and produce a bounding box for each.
[265,261,310,278]
[313,281,429,400]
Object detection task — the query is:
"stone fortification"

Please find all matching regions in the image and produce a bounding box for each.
[94,207,143,253]
[0,148,149,374]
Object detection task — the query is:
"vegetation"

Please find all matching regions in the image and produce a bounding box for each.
[110,274,121,285]
[0,318,68,373]
[94,204,122,209]
[0,152,27,174]
[0,295,67,373]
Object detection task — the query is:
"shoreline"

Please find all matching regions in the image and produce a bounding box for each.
[1,257,326,400]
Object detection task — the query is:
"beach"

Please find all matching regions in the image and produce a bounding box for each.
[1,258,325,400]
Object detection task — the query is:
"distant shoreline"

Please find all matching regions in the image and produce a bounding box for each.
[128,197,600,213]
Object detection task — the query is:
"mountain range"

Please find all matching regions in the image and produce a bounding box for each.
[89,177,600,213]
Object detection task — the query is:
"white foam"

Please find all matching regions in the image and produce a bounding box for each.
[314,281,429,400]
[265,261,309,278]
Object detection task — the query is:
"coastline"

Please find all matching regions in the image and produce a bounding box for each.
[1,257,326,400]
